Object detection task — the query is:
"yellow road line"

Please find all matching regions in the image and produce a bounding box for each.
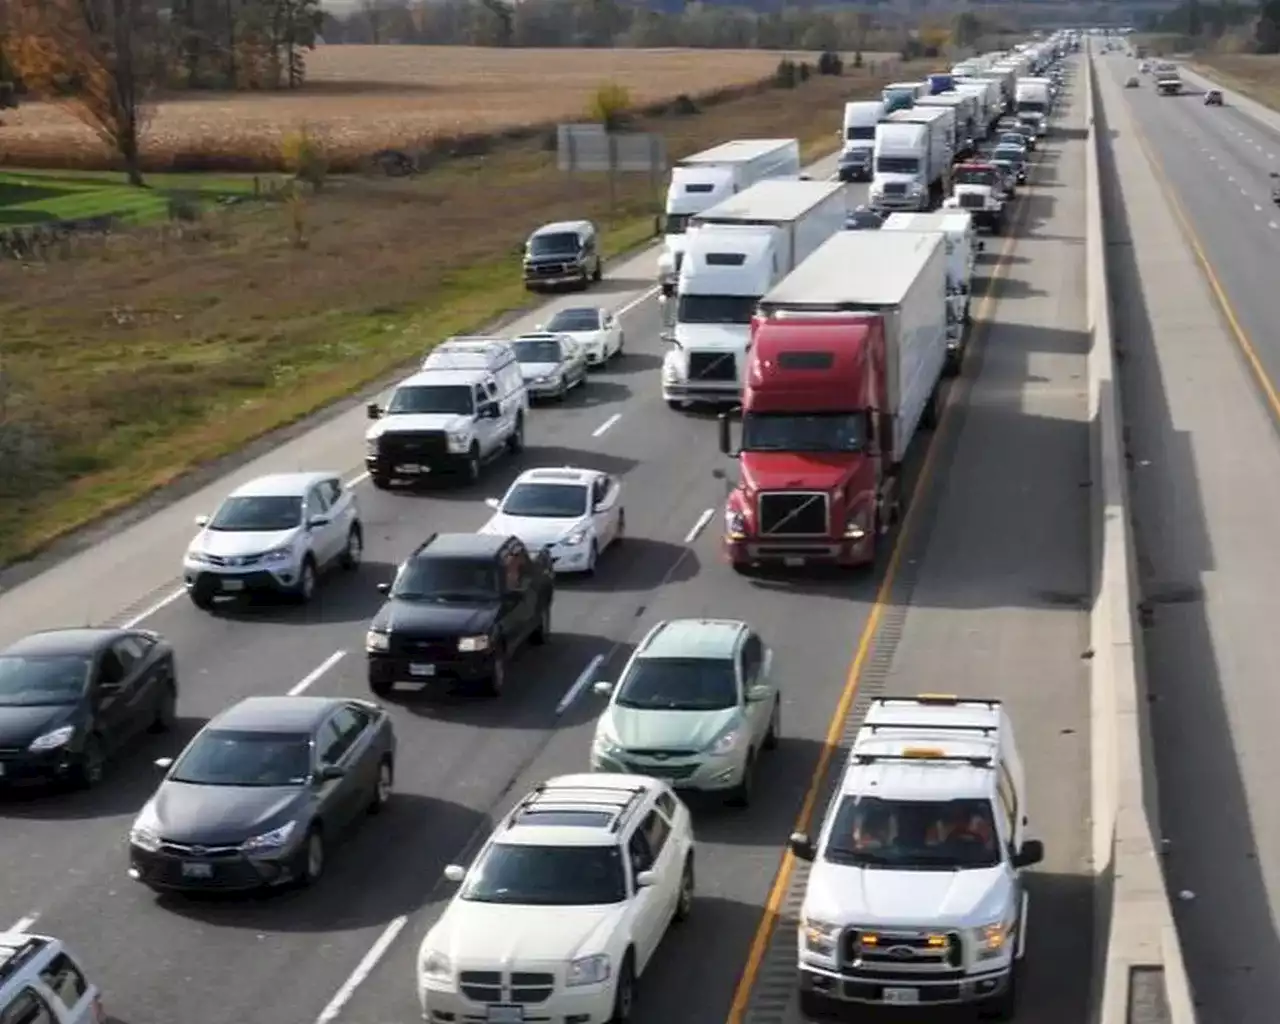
[724,131,1039,1024]
[1124,87,1280,421]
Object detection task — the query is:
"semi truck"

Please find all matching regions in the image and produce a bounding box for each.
[943,160,1008,233]
[927,72,954,94]
[882,81,926,113]
[915,91,979,158]
[836,100,885,182]
[716,230,949,572]
[870,107,954,211]
[662,179,846,409]
[955,79,1001,135]
[1014,78,1052,135]
[656,139,801,296]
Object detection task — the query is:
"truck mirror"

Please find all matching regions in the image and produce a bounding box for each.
[717,412,739,458]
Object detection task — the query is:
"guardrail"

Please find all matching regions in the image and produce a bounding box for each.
[1083,41,1198,1024]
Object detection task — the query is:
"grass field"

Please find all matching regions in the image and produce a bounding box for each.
[0,46,887,172]
[0,55,918,569]
[1191,54,1280,111]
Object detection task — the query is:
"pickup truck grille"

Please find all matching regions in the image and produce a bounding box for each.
[688,350,736,382]
[526,261,576,278]
[882,182,908,195]
[377,430,448,462]
[958,192,987,209]
[758,492,829,536]
[842,929,964,973]
[387,636,456,658]
[459,970,555,1004]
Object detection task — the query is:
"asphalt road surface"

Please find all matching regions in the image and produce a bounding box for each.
[1098,56,1280,1024]
[0,78,1096,1024]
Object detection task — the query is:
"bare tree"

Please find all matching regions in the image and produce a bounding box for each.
[359,0,389,43]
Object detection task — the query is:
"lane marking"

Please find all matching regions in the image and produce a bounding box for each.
[345,470,370,488]
[1256,204,1263,212]
[591,413,621,438]
[724,101,1043,1024]
[5,914,39,934]
[682,508,715,545]
[313,915,408,1024]
[556,654,605,715]
[1228,175,1236,183]
[1272,221,1279,229]
[289,650,346,696]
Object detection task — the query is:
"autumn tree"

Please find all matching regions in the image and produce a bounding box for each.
[2,0,159,184]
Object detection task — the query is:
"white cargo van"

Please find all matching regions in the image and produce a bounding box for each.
[837,100,884,182]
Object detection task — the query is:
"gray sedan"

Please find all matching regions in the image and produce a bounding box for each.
[127,695,395,892]
[511,331,589,400]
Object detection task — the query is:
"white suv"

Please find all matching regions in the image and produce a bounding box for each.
[183,472,362,609]
[418,774,696,1024]
[0,932,105,1024]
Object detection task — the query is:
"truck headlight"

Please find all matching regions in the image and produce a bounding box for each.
[725,509,746,539]
[365,630,390,652]
[457,635,491,652]
[801,918,840,956]
[365,438,378,455]
[419,949,453,984]
[972,920,1010,960]
[566,953,611,987]
[843,512,868,540]
[446,431,470,453]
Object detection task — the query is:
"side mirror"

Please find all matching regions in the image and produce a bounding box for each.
[1013,839,1045,868]
[193,515,210,528]
[592,680,614,696]
[366,402,382,420]
[443,864,467,883]
[484,497,501,510]
[718,412,740,458]
[788,832,816,862]
[635,870,656,888]
[318,764,345,781]
[480,404,500,420]
[376,582,391,595]
[745,683,771,703]
[154,757,174,770]
[307,515,330,529]
[660,329,677,345]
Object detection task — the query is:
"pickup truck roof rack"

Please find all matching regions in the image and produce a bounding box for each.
[874,695,1002,708]
[866,721,997,736]
[853,752,994,768]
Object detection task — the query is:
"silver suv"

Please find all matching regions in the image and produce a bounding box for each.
[0,932,105,1024]
[183,471,363,609]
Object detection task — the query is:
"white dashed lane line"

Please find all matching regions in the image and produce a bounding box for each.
[289,650,347,696]
[591,413,621,438]
[683,508,716,545]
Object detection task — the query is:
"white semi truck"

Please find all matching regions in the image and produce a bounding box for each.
[656,138,800,297]
[661,179,846,408]
[1014,79,1052,136]
[870,107,953,212]
[955,78,1002,134]
[915,92,979,158]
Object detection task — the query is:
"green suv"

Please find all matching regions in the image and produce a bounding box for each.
[589,619,781,806]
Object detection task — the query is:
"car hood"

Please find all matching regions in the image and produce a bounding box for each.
[192,527,300,559]
[367,412,471,440]
[430,901,627,966]
[601,705,739,753]
[0,704,75,746]
[674,322,749,353]
[804,861,1011,929]
[740,451,860,493]
[371,598,498,638]
[561,330,605,348]
[479,513,586,548]
[146,782,304,844]
[518,362,562,381]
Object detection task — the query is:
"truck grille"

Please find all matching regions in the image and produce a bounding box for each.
[757,492,829,536]
[378,431,448,462]
[526,261,574,278]
[459,970,555,1004]
[882,182,907,195]
[958,192,986,209]
[388,636,456,658]
[688,351,737,382]
[842,929,964,973]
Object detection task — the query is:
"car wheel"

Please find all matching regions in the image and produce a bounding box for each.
[295,557,318,603]
[592,259,603,283]
[298,827,325,887]
[763,697,780,751]
[610,954,635,1024]
[371,474,391,491]
[73,734,105,789]
[532,604,550,646]
[585,540,599,576]
[799,990,836,1020]
[615,509,626,546]
[189,589,215,611]
[977,960,1018,1019]
[727,752,755,808]
[340,526,363,571]
[674,858,695,923]
[369,673,393,698]
[507,414,525,454]
[665,399,683,411]
[616,333,625,356]
[465,444,482,484]
[484,649,507,697]
[369,758,393,814]
[149,682,177,734]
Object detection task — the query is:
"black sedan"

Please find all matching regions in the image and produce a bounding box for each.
[127,695,395,892]
[0,627,177,789]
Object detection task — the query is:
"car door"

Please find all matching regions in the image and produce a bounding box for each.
[304,484,339,567]
[330,704,378,829]
[94,640,146,750]
[37,951,94,1024]
[498,543,539,646]
[590,476,619,548]
[321,478,354,551]
[602,311,620,356]
[314,711,364,832]
[643,806,681,930]
[121,633,167,731]
[739,634,773,747]
[625,825,663,969]
[0,987,58,1024]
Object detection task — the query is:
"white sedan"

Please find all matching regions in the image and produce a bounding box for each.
[479,467,624,574]
[540,305,624,366]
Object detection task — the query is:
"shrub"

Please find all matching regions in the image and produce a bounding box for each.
[774,59,798,88]
[817,51,844,76]
[587,82,633,130]
[280,125,328,189]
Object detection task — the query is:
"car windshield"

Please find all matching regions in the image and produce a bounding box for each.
[0,654,90,707]
[387,385,474,416]
[742,412,866,453]
[999,135,1024,146]
[846,125,875,140]
[614,657,739,711]
[461,843,627,906]
[529,232,580,256]
[391,558,498,601]
[546,308,602,333]
[823,795,1002,869]
[502,482,589,518]
[170,729,312,787]
[209,495,301,532]
[676,294,757,325]
[876,156,919,175]
[512,339,563,364]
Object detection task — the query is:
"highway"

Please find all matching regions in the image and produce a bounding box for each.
[1096,55,1280,1023]
[0,67,1098,1024]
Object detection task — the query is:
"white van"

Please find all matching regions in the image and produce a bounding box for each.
[365,338,529,488]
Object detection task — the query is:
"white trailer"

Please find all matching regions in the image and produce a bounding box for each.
[955,79,1001,135]
[915,92,979,157]
[871,107,953,211]
[663,179,847,407]
[656,138,800,295]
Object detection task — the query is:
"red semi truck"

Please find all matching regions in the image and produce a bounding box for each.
[716,230,950,571]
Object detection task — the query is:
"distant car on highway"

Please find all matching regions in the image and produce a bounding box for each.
[589,619,781,806]
[992,144,1028,186]
[182,472,362,609]
[1204,89,1224,106]
[480,467,625,574]
[522,219,602,291]
[1125,75,1140,88]
[365,533,554,697]
[539,305,624,365]
[510,332,588,401]
[996,131,1029,154]
[845,205,885,230]
[0,627,177,789]
[127,695,395,893]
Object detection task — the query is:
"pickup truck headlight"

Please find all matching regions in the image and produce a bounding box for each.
[725,509,746,539]
[972,920,1011,960]
[365,630,390,653]
[801,918,840,956]
[419,950,453,983]
[446,431,471,454]
[365,438,378,455]
[458,635,491,653]
[566,953,610,987]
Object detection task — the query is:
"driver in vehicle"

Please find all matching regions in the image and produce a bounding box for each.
[926,805,995,850]
[851,805,895,851]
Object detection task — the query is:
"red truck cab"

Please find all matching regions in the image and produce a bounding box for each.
[718,314,893,571]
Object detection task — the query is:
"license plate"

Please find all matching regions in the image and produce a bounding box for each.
[409,663,436,677]
[182,862,213,879]
[783,557,805,567]
[220,579,245,592]
[486,1007,523,1024]
[396,464,424,474]
[882,987,919,1005]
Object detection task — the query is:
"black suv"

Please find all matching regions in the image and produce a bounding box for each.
[522,220,602,292]
[365,533,555,697]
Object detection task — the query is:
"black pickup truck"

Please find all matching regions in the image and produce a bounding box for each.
[1272,172,1280,205]
[365,533,554,697]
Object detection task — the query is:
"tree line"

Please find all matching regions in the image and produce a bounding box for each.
[1142,0,1280,53]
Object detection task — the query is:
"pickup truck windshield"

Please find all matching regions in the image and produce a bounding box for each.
[387,385,474,416]
[823,795,1002,870]
[676,294,757,325]
[743,412,865,453]
[392,558,498,601]
[876,156,919,175]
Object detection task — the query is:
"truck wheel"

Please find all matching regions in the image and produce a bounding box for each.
[506,414,525,454]
[532,604,551,646]
[464,445,482,484]
[798,990,836,1021]
[370,473,391,491]
[920,389,941,430]
[977,964,1018,1020]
